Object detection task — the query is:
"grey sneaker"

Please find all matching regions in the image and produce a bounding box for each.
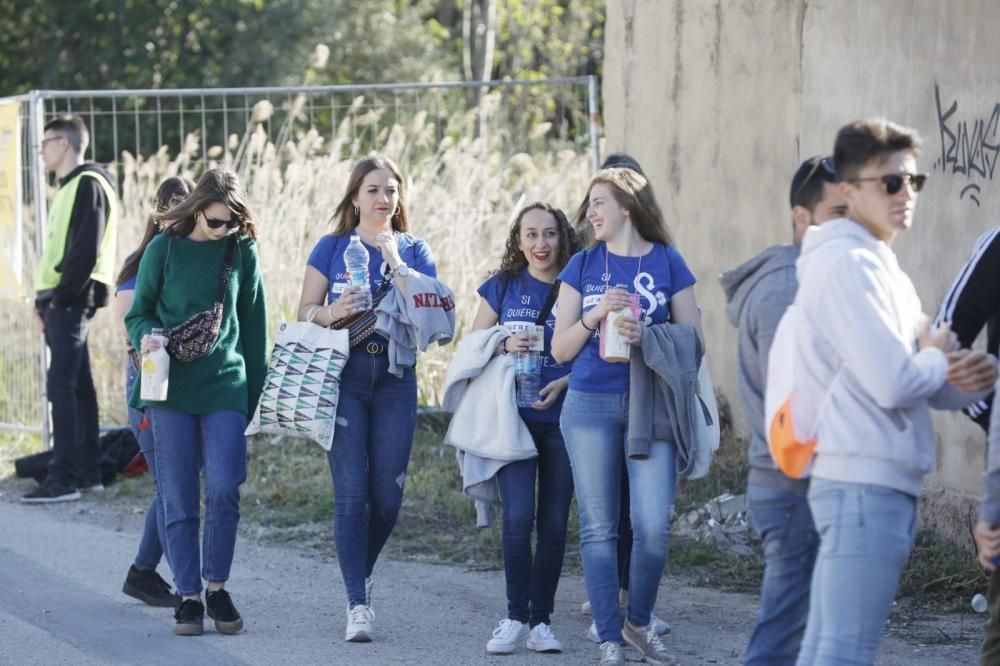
[623,619,677,666]
[600,641,625,665]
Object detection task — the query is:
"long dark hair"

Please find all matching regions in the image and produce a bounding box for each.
[157,168,257,241]
[574,153,646,244]
[116,175,195,286]
[495,202,578,283]
[586,167,673,247]
[329,154,409,235]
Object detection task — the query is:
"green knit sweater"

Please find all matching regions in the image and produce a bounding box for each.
[126,232,268,416]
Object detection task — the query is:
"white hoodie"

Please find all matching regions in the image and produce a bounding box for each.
[793,218,982,496]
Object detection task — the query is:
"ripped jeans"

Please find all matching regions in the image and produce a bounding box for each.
[326,347,417,607]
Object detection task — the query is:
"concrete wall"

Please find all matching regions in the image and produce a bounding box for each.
[604,0,1000,542]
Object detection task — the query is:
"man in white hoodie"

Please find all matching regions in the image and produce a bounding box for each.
[721,155,845,666]
[792,118,997,665]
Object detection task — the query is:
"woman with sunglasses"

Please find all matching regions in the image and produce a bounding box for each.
[115,175,194,609]
[295,154,436,643]
[552,167,702,666]
[126,168,268,636]
[470,202,578,655]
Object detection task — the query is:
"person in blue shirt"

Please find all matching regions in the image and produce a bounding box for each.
[115,175,193,609]
[552,167,703,666]
[296,154,437,644]
[469,202,579,655]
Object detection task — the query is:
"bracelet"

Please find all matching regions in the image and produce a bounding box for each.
[580,316,597,332]
[305,304,322,323]
[500,337,510,354]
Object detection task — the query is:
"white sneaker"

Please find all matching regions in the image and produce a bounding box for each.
[587,621,600,643]
[526,623,562,653]
[651,613,672,636]
[581,600,592,615]
[600,641,625,665]
[486,618,528,654]
[345,604,374,642]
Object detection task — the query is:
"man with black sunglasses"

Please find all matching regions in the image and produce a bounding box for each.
[790,118,997,664]
[721,155,845,665]
[24,113,119,504]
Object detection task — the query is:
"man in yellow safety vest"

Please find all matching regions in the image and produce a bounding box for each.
[23,113,118,504]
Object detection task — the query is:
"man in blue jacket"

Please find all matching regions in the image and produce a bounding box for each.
[720,155,845,665]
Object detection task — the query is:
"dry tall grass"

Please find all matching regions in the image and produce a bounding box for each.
[83,92,592,423]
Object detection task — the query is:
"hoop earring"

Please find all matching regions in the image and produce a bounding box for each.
[392,205,400,217]
[353,205,359,217]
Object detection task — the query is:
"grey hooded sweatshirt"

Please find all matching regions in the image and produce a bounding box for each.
[720,244,807,493]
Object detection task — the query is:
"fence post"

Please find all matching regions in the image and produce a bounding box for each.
[28,90,50,449]
[587,74,601,172]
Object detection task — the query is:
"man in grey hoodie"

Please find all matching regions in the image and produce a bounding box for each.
[719,156,846,665]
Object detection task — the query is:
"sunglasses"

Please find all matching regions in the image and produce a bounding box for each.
[850,172,927,195]
[792,156,836,204]
[203,214,240,230]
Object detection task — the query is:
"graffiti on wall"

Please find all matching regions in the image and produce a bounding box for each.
[933,84,1000,207]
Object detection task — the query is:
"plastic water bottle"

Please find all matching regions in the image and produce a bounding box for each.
[514,351,541,407]
[344,235,371,309]
[140,328,170,401]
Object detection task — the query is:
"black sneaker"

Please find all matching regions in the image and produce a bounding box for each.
[174,598,205,636]
[21,482,81,504]
[123,565,181,608]
[206,589,244,635]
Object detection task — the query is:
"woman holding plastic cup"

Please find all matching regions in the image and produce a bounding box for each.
[552,167,703,666]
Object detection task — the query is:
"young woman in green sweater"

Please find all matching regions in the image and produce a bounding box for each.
[125,168,268,637]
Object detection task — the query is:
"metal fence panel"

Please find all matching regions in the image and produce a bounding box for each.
[2,77,601,441]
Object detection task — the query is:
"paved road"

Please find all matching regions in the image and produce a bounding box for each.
[0,500,982,665]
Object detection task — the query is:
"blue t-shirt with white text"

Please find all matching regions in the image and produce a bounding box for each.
[478,269,569,423]
[307,232,437,345]
[557,242,696,393]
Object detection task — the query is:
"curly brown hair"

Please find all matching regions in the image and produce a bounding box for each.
[494,202,579,283]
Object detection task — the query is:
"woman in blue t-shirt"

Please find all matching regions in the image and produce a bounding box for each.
[296,154,436,644]
[552,167,703,666]
[469,202,578,656]
[114,175,193,609]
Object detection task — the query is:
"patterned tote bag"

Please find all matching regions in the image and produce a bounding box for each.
[246,321,350,450]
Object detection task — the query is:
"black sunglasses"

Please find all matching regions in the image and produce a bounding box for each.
[850,172,927,195]
[792,156,837,204]
[204,214,240,230]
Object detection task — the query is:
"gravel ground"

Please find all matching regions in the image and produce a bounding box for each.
[0,480,985,665]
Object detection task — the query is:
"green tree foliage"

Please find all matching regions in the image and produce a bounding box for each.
[0,0,453,94]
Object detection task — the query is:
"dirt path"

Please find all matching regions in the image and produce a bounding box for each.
[0,483,985,665]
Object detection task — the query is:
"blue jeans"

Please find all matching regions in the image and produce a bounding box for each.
[495,420,574,626]
[327,350,417,607]
[125,357,167,572]
[744,483,819,665]
[43,305,100,487]
[560,389,678,643]
[796,478,916,666]
[147,407,248,596]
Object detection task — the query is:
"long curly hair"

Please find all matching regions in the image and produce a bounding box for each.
[495,202,579,284]
[116,175,195,286]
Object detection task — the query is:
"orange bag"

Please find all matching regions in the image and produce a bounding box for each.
[764,305,816,479]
